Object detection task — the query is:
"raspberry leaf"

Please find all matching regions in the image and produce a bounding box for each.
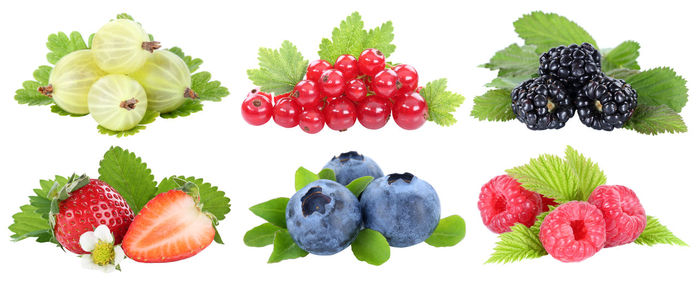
[345,176,374,197]
[481,44,539,77]
[351,229,390,266]
[634,216,687,246]
[317,12,395,63]
[317,168,336,181]
[564,146,607,201]
[46,31,89,64]
[507,154,582,202]
[268,230,308,263]
[167,47,203,73]
[249,197,289,228]
[425,215,466,247]
[601,41,641,72]
[514,11,598,54]
[420,78,465,126]
[486,224,547,264]
[244,223,283,247]
[624,104,688,135]
[470,89,516,122]
[295,167,320,191]
[247,40,308,95]
[98,146,157,214]
[625,67,688,112]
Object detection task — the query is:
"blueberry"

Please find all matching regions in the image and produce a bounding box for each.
[286,179,362,255]
[322,151,384,185]
[360,173,440,247]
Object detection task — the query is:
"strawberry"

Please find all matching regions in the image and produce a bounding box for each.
[122,183,216,263]
[51,174,134,254]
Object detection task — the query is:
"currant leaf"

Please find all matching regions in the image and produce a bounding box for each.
[247,40,308,95]
[317,12,395,63]
[420,78,465,126]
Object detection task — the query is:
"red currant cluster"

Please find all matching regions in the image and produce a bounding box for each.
[241,48,428,133]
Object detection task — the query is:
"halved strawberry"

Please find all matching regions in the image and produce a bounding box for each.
[122,189,215,263]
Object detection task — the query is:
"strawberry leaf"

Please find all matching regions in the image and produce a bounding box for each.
[98,146,157,214]
[157,176,231,221]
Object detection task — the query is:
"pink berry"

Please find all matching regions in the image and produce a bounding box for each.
[318,69,346,98]
[539,201,606,263]
[372,69,399,98]
[306,60,332,83]
[241,89,272,126]
[588,185,646,247]
[334,54,359,80]
[541,195,558,212]
[358,48,385,77]
[477,175,543,233]
[392,64,419,95]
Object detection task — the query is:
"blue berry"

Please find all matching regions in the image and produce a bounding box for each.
[322,151,384,185]
[360,173,441,247]
[286,179,362,255]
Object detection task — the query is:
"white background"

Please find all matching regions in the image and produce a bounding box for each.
[0,0,697,281]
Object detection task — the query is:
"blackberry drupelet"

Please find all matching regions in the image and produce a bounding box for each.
[576,75,638,131]
[539,43,601,89]
[511,76,574,130]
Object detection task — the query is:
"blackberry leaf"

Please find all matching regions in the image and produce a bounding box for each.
[481,44,539,77]
[625,67,688,112]
[98,146,157,214]
[486,224,547,264]
[420,78,465,126]
[635,216,687,246]
[471,89,515,122]
[624,104,687,135]
[514,11,598,54]
[485,75,534,91]
[351,229,390,266]
[606,68,641,80]
[46,31,89,64]
[268,230,308,263]
[564,146,607,201]
[507,154,581,202]
[247,40,308,95]
[602,41,640,72]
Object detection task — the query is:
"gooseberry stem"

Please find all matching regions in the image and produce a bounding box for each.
[120,98,139,110]
[38,85,54,98]
[141,41,161,53]
[184,88,199,99]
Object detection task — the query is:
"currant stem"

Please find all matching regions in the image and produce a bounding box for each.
[37,85,54,98]
[184,88,199,99]
[141,41,161,53]
[120,98,139,110]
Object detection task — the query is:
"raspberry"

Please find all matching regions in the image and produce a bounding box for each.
[511,75,574,130]
[540,195,558,212]
[538,43,601,90]
[575,75,638,131]
[539,201,606,262]
[588,185,646,247]
[478,175,542,233]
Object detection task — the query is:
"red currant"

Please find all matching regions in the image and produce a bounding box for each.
[324,96,357,131]
[357,95,391,130]
[318,69,346,98]
[416,86,424,93]
[372,69,399,98]
[392,64,419,95]
[291,80,321,107]
[345,79,368,102]
[241,90,273,126]
[334,54,359,80]
[306,60,332,83]
[274,92,291,105]
[393,91,428,130]
[272,97,301,128]
[299,108,325,134]
[358,48,386,77]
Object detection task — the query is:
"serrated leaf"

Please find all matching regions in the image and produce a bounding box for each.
[9,205,53,243]
[564,146,607,200]
[167,47,204,73]
[191,72,229,102]
[33,65,52,85]
[635,216,687,246]
[318,12,395,63]
[602,41,640,72]
[15,80,53,106]
[268,230,308,263]
[46,31,88,65]
[345,176,374,197]
[98,146,157,214]
[481,44,539,77]
[507,154,581,202]
[250,197,289,228]
[486,224,547,264]
[50,105,87,117]
[351,229,390,266]
[471,89,516,122]
[318,168,336,181]
[97,125,146,137]
[420,78,465,126]
[606,68,641,80]
[116,13,134,20]
[425,215,466,247]
[139,111,160,125]
[514,11,597,54]
[364,21,396,58]
[159,99,203,119]
[295,167,320,191]
[626,67,688,112]
[485,75,533,90]
[247,40,308,94]
[244,223,283,247]
[624,104,687,135]
[157,176,231,221]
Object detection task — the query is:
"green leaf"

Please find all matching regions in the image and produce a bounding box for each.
[485,75,533,90]
[96,111,159,137]
[159,99,203,119]
[318,168,336,181]
[425,215,466,247]
[564,146,606,201]
[116,13,134,20]
[98,146,157,214]
[46,31,89,65]
[244,223,283,247]
[625,67,688,112]
[250,197,289,228]
[471,89,516,122]
[317,12,395,63]
[486,224,547,264]
[606,68,641,80]
[602,41,640,72]
[156,176,231,221]
[514,11,597,54]
[191,71,229,102]
[9,205,53,243]
[50,105,87,117]
[420,78,465,126]
[167,47,203,73]
[268,230,308,263]
[345,176,374,197]
[635,216,687,246]
[295,167,320,191]
[15,66,54,106]
[247,40,308,94]
[507,153,581,202]
[351,229,390,266]
[624,104,687,135]
[481,44,539,77]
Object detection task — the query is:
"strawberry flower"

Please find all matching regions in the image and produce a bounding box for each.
[78,225,126,272]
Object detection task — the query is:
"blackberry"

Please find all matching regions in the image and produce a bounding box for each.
[539,43,601,89]
[511,76,574,130]
[575,75,638,131]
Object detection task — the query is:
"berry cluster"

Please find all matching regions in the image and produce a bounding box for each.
[241,48,428,133]
[512,43,638,131]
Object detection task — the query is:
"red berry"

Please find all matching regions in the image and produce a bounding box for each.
[291,80,321,107]
[539,201,606,263]
[392,64,419,95]
[274,92,291,105]
[318,69,346,98]
[477,175,543,234]
[306,60,332,83]
[324,97,356,131]
[241,90,273,126]
[416,86,424,93]
[334,54,359,80]
[272,97,301,128]
[372,69,399,98]
[540,195,559,212]
[357,95,391,130]
[345,79,368,102]
[588,185,646,247]
[299,108,325,134]
[358,48,386,77]
[392,91,428,130]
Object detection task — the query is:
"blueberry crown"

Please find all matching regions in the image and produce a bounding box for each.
[387,172,414,184]
[301,187,331,217]
[334,151,364,163]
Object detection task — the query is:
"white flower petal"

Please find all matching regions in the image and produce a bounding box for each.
[79,231,97,252]
[101,265,116,273]
[114,246,126,265]
[81,255,99,270]
[94,225,114,243]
